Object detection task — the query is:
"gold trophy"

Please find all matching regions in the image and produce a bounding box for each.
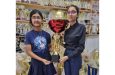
[48,10,68,75]
[49,19,68,75]
[48,19,68,62]
[51,33,61,62]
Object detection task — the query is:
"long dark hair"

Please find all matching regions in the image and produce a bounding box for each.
[29,9,43,25]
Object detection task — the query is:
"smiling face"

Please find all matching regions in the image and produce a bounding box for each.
[31,13,43,27]
[67,6,79,22]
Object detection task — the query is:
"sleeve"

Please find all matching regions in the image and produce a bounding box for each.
[67,26,86,58]
[24,33,31,45]
[47,33,51,44]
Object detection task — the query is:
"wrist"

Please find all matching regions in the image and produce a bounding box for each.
[41,58,46,62]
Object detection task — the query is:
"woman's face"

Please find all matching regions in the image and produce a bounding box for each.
[67,6,78,22]
[31,13,43,27]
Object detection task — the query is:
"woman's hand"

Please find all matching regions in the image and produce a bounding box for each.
[42,59,51,65]
[59,56,68,64]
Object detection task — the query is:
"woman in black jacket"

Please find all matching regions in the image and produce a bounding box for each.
[60,5,86,75]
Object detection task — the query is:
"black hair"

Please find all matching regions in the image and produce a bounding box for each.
[29,9,43,25]
[67,5,79,20]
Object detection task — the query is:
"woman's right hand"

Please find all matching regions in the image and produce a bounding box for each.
[42,59,51,65]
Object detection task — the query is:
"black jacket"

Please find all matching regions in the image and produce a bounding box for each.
[64,22,86,58]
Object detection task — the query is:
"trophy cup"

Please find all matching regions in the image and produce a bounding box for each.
[48,19,68,62]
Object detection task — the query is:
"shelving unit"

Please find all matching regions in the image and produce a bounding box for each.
[16,1,99,38]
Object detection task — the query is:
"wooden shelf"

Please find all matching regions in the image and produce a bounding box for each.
[80,8,91,13]
[16,2,91,12]
[86,34,99,38]
[86,34,99,36]
[16,20,29,23]
[16,35,25,38]
[16,20,48,24]
[16,2,66,11]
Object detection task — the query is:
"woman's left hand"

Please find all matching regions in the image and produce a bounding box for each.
[59,56,68,64]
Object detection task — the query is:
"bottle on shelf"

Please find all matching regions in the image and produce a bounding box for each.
[88,24,92,35]
[92,25,97,34]
[85,20,90,34]
[96,24,99,34]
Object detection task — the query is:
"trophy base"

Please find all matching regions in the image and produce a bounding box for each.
[51,54,60,62]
